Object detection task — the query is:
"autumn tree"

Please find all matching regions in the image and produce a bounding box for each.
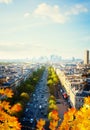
[48,95,58,112]
[37,96,90,130]
[0,88,22,130]
[59,96,90,130]
[47,67,59,96]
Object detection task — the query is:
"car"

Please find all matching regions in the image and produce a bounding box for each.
[30,118,34,123]
[45,98,47,102]
[56,101,61,104]
[39,105,42,109]
[34,104,37,108]
[23,117,27,121]
[60,89,63,93]
[25,108,29,112]
[63,92,68,99]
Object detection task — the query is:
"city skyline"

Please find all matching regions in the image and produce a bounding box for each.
[0,0,90,59]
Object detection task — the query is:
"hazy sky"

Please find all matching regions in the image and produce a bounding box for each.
[0,0,90,59]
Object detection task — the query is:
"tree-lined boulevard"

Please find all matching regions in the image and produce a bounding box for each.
[0,65,90,130]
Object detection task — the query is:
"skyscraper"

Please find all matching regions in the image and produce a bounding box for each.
[84,50,89,64]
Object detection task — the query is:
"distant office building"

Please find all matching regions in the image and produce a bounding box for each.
[84,50,89,64]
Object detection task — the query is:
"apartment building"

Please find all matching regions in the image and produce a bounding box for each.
[0,64,33,89]
[55,63,90,109]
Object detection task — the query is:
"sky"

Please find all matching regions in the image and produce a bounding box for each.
[0,0,90,59]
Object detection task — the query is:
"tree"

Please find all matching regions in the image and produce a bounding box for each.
[47,79,53,86]
[36,119,45,130]
[0,88,22,130]
[59,96,90,130]
[37,96,90,130]
[20,92,30,102]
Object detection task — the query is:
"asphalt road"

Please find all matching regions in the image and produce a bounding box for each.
[21,70,71,129]
[21,69,50,129]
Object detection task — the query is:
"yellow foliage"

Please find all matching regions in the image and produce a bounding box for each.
[38,97,90,130]
[36,119,45,130]
[11,103,22,113]
[49,120,58,130]
[49,99,56,104]
[49,103,58,110]
[0,88,22,130]
[84,96,90,106]
[48,110,59,121]
[59,97,90,130]
[0,88,13,98]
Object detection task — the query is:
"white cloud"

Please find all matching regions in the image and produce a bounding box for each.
[25,3,88,24]
[65,4,88,15]
[33,3,67,24]
[0,0,12,4]
[24,12,30,18]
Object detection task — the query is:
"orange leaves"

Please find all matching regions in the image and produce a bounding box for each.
[1,87,89,130]
[84,96,90,106]
[36,119,45,130]
[49,120,58,130]
[0,88,14,98]
[0,88,21,130]
[75,110,83,120]
[49,110,60,121]
[11,103,22,113]
[0,109,6,121]
[48,110,60,130]
[0,101,22,114]
[0,101,11,112]
[37,97,90,130]
[0,114,22,130]
[0,107,22,130]
[4,88,14,97]
[64,108,77,121]
[58,122,70,130]
[7,117,22,130]
[59,108,77,130]
[59,97,90,130]
[51,110,59,121]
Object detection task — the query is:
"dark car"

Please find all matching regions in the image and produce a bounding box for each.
[63,92,68,99]
[56,101,61,104]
